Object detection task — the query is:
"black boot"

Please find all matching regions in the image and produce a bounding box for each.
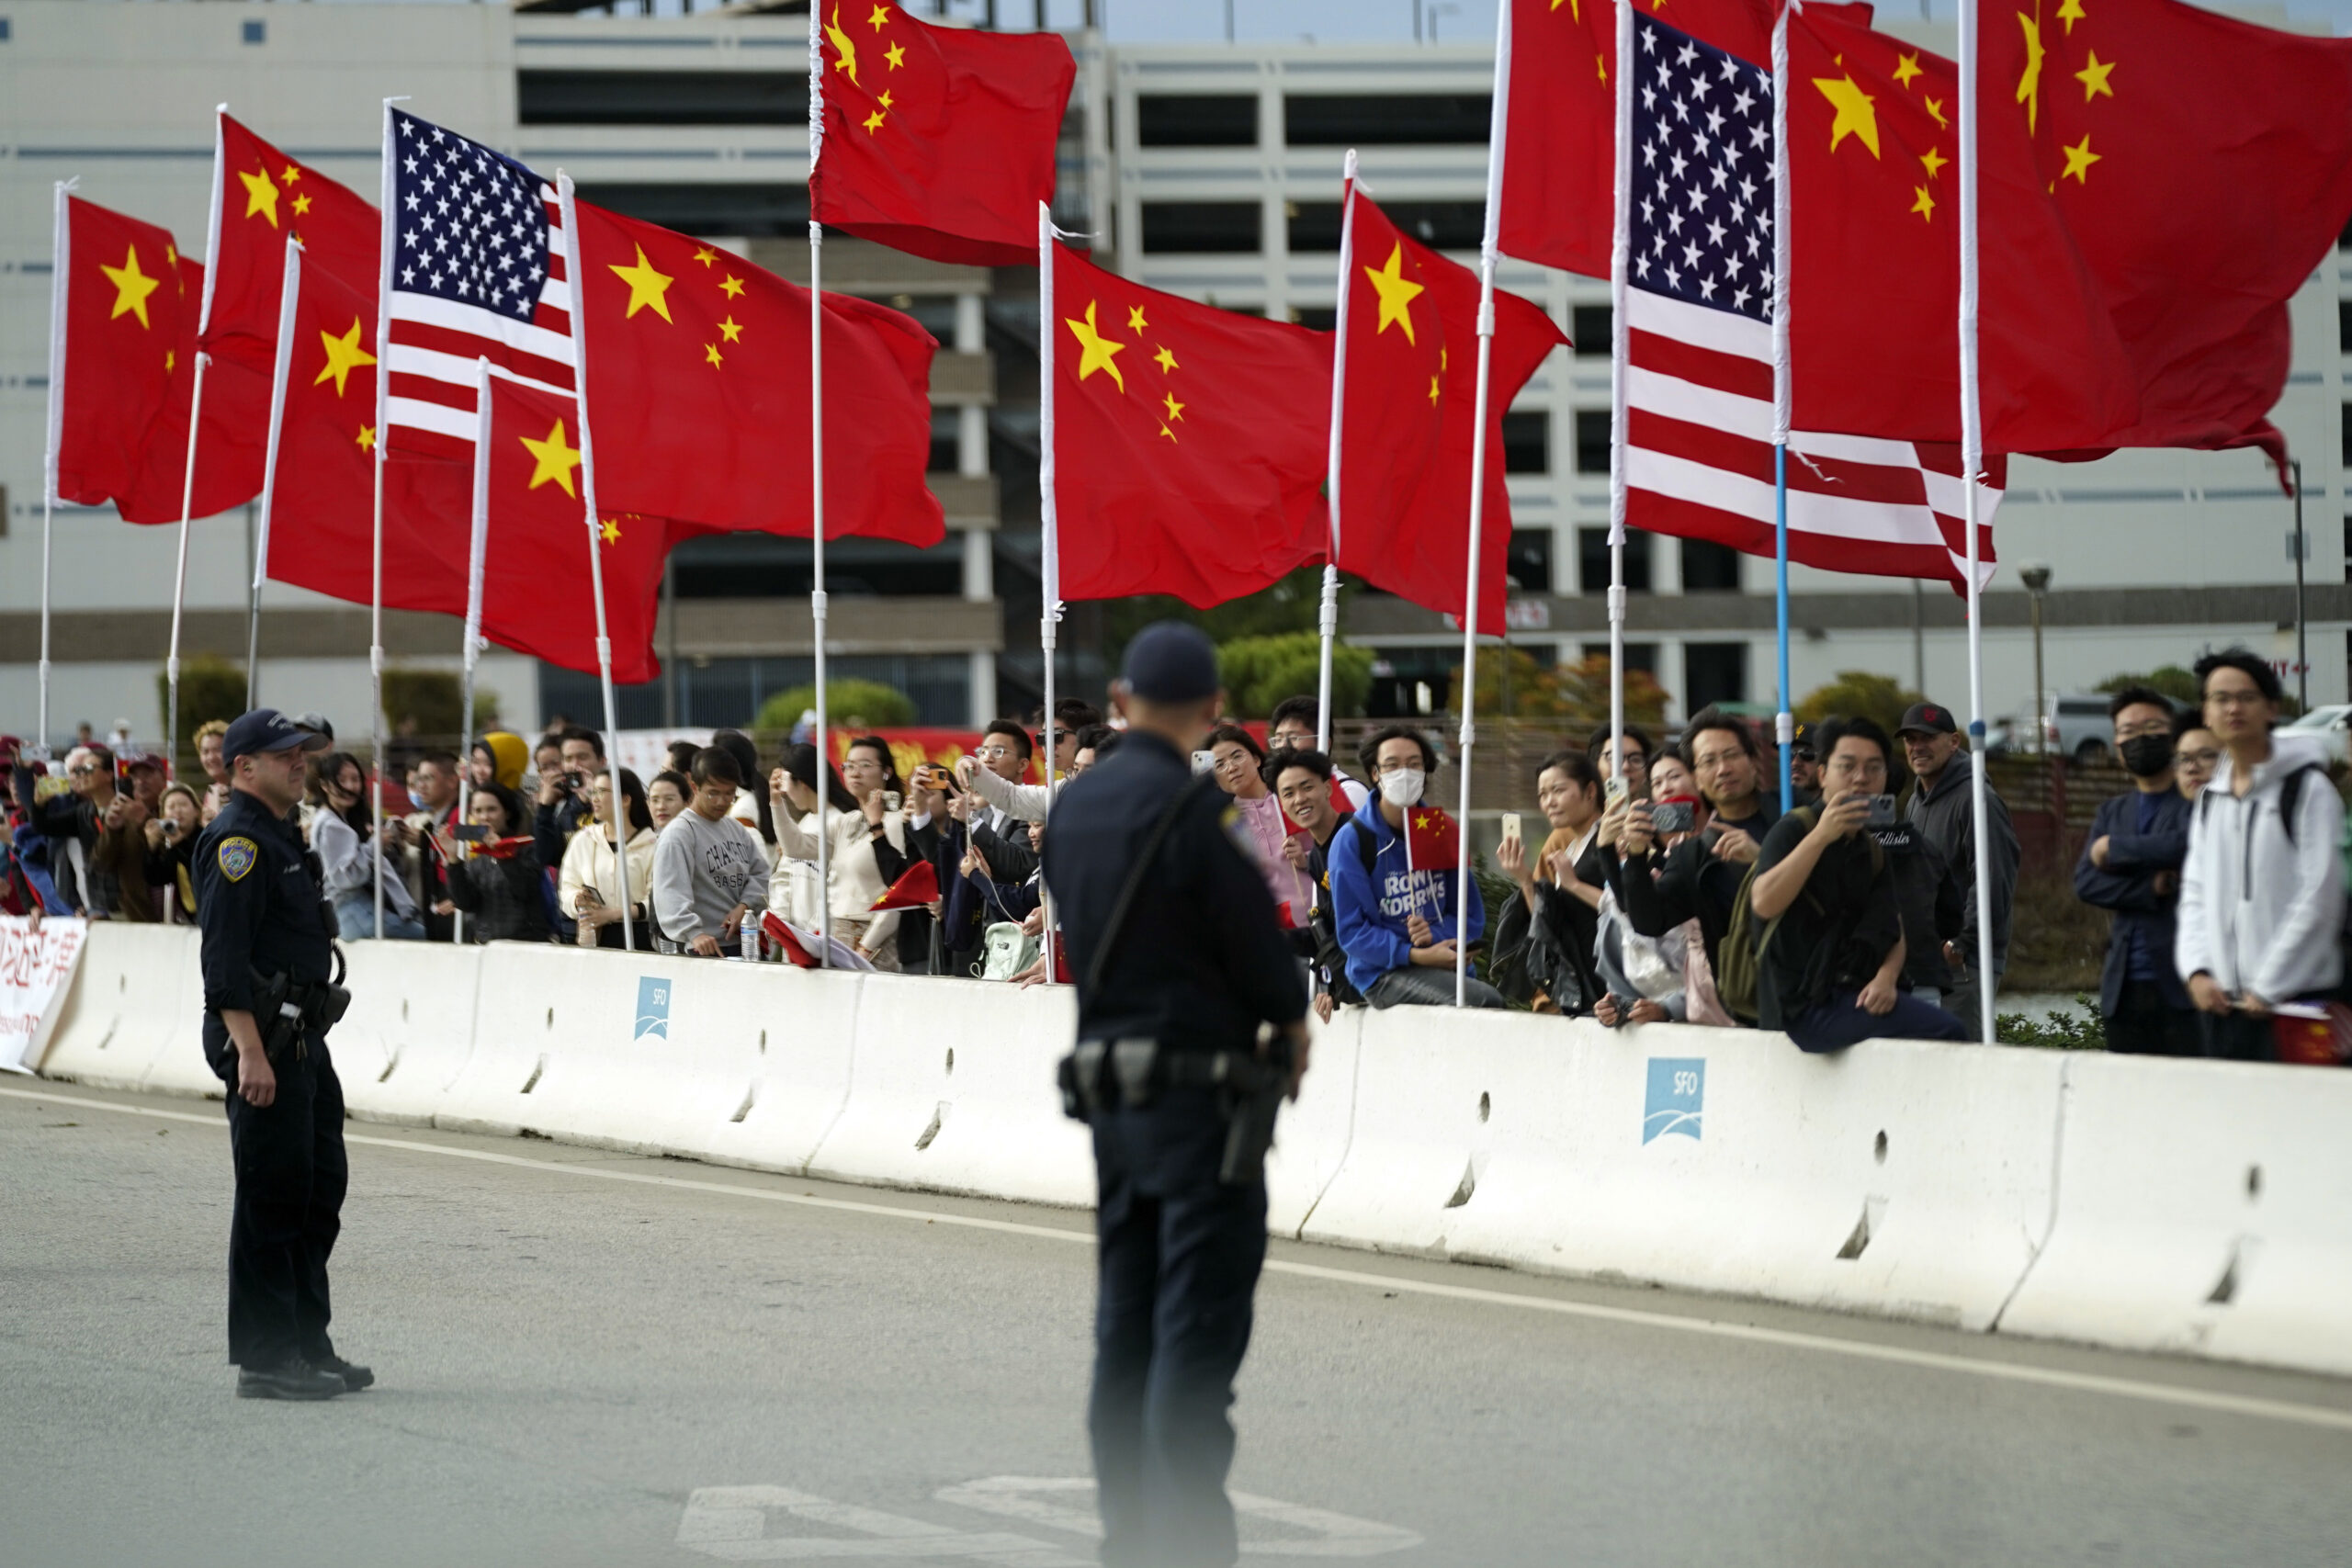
[312,1352,375,1392]
[236,1355,347,1401]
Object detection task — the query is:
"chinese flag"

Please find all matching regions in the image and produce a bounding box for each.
[1981,0,2352,458]
[1337,190,1566,628]
[569,197,943,547]
[203,112,380,379]
[257,244,469,615]
[871,858,939,911]
[813,3,1076,266]
[1406,806,1461,871]
[1049,243,1331,607]
[52,197,266,524]
[483,372,680,683]
[1497,0,1772,279]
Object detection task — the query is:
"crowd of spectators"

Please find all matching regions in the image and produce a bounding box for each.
[1,642,2337,1063]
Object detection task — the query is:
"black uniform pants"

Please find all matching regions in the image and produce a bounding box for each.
[2105,979,2200,1056]
[1089,1089,1266,1568]
[221,1036,347,1368]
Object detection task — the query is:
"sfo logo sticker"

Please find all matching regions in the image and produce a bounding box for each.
[1643,1057,1704,1144]
[636,976,673,1041]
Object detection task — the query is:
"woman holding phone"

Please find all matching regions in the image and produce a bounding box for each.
[770,739,902,970]
[436,783,551,944]
[1491,750,1609,1012]
[560,768,658,949]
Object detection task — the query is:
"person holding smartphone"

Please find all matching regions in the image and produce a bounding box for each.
[1747,717,1967,1052]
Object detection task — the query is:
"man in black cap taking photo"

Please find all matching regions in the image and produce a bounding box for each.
[197,708,370,1401]
[1898,699,2018,1039]
[1042,622,1309,1568]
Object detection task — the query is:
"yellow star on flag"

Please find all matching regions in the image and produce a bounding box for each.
[864,108,887,133]
[880,90,895,111]
[1158,421,1178,444]
[1910,186,1935,222]
[719,275,745,299]
[1362,243,1426,344]
[1923,95,1948,128]
[1428,374,1441,406]
[520,419,583,497]
[1162,391,1184,423]
[1892,52,1923,88]
[887,42,906,69]
[164,350,175,374]
[1128,305,1149,334]
[356,424,376,452]
[1153,344,1178,375]
[314,315,376,397]
[2075,51,2115,101]
[1814,73,1882,156]
[101,244,163,328]
[238,166,280,227]
[693,246,717,267]
[868,3,890,28]
[1064,300,1126,392]
[1919,146,1949,180]
[601,517,622,545]
[718,316,743,344]
[292,193,311,217]
[608,244,675,322]
[705,343,725,368]
[2017,12,2046,135]
[2056,0,2086,33]
[280,164,301,186]
[2060,133,2100,183]
[825,5,861,87]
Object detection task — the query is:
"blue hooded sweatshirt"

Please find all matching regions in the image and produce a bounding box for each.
[1326,801,1486,996]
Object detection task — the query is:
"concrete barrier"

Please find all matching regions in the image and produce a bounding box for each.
[334,940,485,1125]
[1264,1007,1360,1238]
[806,976,1093,1206]
[35,923,209,1097]
[1998,1053,2352,1374]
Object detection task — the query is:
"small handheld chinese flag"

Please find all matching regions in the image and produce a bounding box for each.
[813,3,1076,265]
[871,858,940,912]
[1406,807,1460,872]
[762,911,823,969]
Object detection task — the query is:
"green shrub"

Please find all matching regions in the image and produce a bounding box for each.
[155,654,245,764]
[1219,630,1372,720]
[756,679,916,734]
[1795,671,1923,738]
[381,667,466,739]
[1995,995,2108,1050]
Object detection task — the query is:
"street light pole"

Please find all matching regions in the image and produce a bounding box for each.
[2291,457,2308,714]
[2019,563,2051,756]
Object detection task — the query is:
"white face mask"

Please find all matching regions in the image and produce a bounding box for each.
[1379,767,1426,807]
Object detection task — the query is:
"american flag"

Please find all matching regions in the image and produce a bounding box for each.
[1619,12,1999,586]
[382,108,576,463]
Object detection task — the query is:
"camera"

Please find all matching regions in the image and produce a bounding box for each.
[1865,793,1898,829]
[1650,797,1698,836]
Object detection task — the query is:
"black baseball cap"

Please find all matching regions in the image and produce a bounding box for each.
[1895,702,1959,738]
[1119,622,1219,704]
[221,708,333,768]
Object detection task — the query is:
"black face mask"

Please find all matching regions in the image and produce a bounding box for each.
[2120,734,2175,778]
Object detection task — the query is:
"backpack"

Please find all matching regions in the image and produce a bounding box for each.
[978,920,1039,982]
[1713,807,1883,1023]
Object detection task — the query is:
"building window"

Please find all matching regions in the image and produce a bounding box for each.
[1292,305,1338,331]
[1682,538,1742,592]
[1683,642,1748,710]
[1284,95,1493,145]
[1286,199,1486,253]
[1140,201,1261,254]
[1571,305,1611,356]
[2343,516,2352,584]
[1136,94,1258,147]
[668,533,964,599]
[2342,300,2352,355]
[929,410,959,475]
[1508,528,1554,594]
[241,19,266,44]
[575,182,808,238]
[518,71,808,126]
[1582,641,1660,676]
[1579,527,1652,594]
[1365,646,1464,718]
[543,653,972,730]
[1502,412,1549,474]
[2343,403,2352,468]
[1574,410,1611,473]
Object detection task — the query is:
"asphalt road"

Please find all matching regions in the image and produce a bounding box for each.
[6,1078,2351,1568]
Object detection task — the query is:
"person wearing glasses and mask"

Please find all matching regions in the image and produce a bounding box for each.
[2073,687,2199,1055]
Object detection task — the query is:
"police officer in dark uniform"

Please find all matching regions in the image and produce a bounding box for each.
[1041,624,1309,1568]
[197,709,369,1401]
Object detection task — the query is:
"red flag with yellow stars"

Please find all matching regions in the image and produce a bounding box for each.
[258,245,470,615]
[813,3,1076,266]
[1048,244,1332,607]
[1787,5,2135,454]
[52,196,266,524]
[1983,0,2352,460]
[570,197,943,547]
[1497,0,1773,280]
[482,373,680,683]
[1338,191,1566,628]
[203,112,380,379]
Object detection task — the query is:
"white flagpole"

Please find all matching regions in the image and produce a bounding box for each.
[456,356,494,951]
[1037,199,1062,986]
[808,6,831,965]
[1770,7,1795,806]
[1958,0,1996,1043]
[164,107,231,805]
[1317,150,1361,759]
[368,99,401,942]
[557,175,635,956]
[248,239,303,711]
[39,177,75,761]
[1453,0,1516,1008]
[1606,0,1634,797]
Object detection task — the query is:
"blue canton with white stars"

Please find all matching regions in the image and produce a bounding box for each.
[390,109,551,322]
[1628,12,1774,323]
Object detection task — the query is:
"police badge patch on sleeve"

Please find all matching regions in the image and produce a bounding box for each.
[217,836,259,883]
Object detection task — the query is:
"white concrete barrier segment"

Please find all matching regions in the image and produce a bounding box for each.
[1998,1052,2352,1375]
[334,940,485,1125]
[1264,1006,1359,1239]
[35,923,208,1096]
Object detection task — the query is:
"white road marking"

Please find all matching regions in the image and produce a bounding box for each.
[935,1476,1424,1556]
[675,1484,1086,1564]
[12,1083,2352,1437]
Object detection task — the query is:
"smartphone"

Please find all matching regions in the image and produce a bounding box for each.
[1650,799,1696,835]
[1192,750,1216,776]
[882,790,901,814]
[1500,811,1523,847]
[1865,793,1899,829]
[453,822,491,843]
[1605,775,1630,806]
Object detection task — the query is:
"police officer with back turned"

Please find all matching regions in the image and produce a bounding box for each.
[197,709,369,1401]
[1042,623,1310,1568]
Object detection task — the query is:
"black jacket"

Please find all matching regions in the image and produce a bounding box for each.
[1906,754,2018,973]
[2074,787,2193,1017]
[447,844,553,943]
[1619,805,1780,974]
[195,788,334,1066]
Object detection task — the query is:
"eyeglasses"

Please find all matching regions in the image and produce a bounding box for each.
[2206,690,2269,709]
[2177,748,2222,767]
[975,744,1018,760]
[2114,721,2173,740]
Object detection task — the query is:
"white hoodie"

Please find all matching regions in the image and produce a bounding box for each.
[2176,732,2346,1004]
